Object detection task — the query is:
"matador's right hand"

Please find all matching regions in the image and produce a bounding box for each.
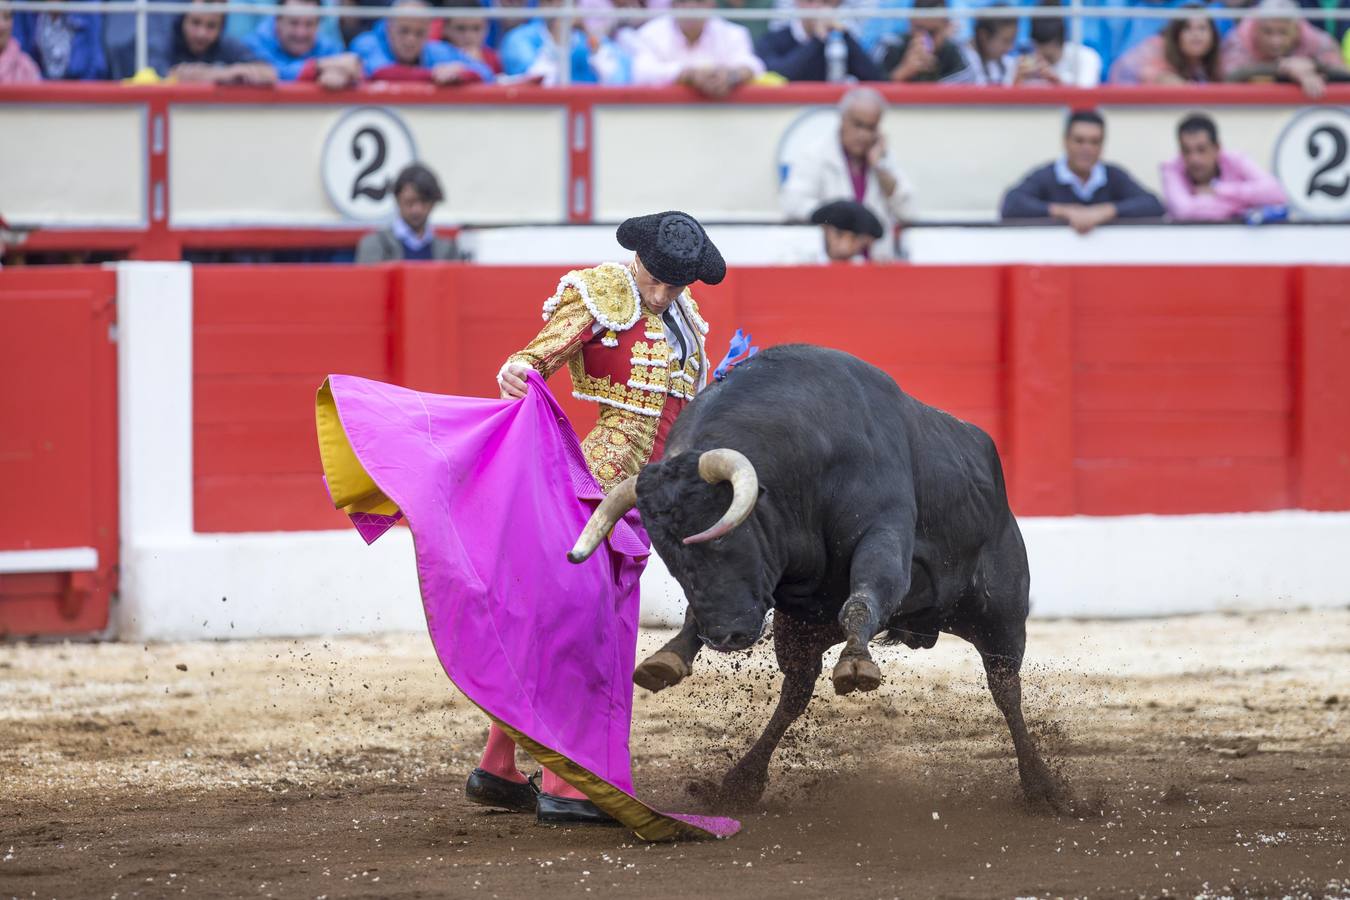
[497,362,533,400]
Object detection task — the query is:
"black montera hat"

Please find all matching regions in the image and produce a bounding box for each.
[810,200,884,239]
[616,211,726,287]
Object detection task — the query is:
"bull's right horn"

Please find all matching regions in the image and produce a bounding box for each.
[682,449,759,545]
[567,475,639,563]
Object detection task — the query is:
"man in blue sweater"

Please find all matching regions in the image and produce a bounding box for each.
[1000,109,1164,234]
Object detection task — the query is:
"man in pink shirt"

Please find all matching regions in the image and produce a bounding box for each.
[1161,113,1287,223]
[630,0,764,97]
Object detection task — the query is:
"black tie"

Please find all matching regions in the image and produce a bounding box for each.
[663,309,688,364]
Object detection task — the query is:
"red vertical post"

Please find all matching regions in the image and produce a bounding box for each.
[1294,266,1350,510]
[131,97,182,261]
[390,264,461,395]
[566,102,593,224]
[1004,265,1075,516]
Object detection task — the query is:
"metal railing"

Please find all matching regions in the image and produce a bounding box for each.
[2,0,1347,87]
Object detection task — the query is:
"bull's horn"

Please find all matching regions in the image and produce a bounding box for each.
[567,476,639,563]
[682,449,759,545]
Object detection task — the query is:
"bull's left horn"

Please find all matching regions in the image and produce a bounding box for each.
[682,449,759,545]
[567,476,639,563]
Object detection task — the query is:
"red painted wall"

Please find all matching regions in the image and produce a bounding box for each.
[189,263,1350,533]
[0,269,118,636]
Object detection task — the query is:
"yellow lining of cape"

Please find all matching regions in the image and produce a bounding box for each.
[316,378,399,516]
[487,713,715,842]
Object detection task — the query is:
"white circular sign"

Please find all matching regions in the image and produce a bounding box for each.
[1273,107,1350,221]
[321,107,418,222]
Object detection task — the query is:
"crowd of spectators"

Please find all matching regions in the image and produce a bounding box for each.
[770,89,1291,261]
[2,0,1347,90]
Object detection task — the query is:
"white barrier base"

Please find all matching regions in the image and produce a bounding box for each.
[113,511,1350,641]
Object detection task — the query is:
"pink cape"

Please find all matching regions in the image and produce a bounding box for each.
[315,371,739,841]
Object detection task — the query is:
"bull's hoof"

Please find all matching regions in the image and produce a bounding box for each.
[1021,773,1073,816]
[831,656,882,695]
[717,766,768,810]
[633,650,691,694]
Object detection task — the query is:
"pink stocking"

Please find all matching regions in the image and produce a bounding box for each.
[477,724,526,783]
[542,767,588,800]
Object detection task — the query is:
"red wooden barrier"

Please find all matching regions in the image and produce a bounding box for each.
[0,269,118,636]
[188,262,1350,532]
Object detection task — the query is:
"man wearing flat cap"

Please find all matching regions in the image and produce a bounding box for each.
[472,211,724,826]
[811,199,884,264]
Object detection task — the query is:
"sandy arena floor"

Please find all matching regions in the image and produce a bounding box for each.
[2,609,1348,899]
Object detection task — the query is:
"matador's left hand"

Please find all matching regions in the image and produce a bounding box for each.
[497,362,533,400]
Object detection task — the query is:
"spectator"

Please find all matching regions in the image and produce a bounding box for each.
[1000,109,1165,234]
[338,0,388,46]
[1082,0,1197,75]
[1110,5,1221,82]
[248,0,362,87]
[13,0,108,80]
[861,0,1035,52]
[629,0,765,95]
[105,0,177,79]
[582,0,673,44]
[755,0,885,81]
[486,0,533,47]
[876,0,972,82]
[500,0,632,83]
[0,9,42,83]
[222,0,342,48]
[1160,113,1286,221]
[1222,0,1348,95]
[167,2,278,83]
[957,10,1018,82]
[1010,3,1102,85]
[351,0,495,83]
[780,87,913,260]
[355,164,464,263]
[810,199,885,262]
[442,0,504,74]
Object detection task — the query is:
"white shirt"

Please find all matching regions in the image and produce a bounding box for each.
[629,15,765,86]
[779,131,914,261]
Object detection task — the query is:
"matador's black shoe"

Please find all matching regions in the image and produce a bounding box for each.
[465,768,539,813]
[536,793,621,826]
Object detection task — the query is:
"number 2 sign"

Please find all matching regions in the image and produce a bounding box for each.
[1273,107,1350,221]
[321,107,418,222]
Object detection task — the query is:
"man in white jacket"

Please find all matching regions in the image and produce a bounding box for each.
[779,87,913,260]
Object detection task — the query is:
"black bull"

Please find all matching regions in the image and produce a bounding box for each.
[569,344,1066,810]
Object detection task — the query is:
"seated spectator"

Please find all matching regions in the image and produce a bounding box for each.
[352,0,495,83]
[223,0,342,47]
[167,1,277,83]
[582,0,673,45]
[781,88,913,260]
[486,0,533,47]
[355,164,464,263]
[1010,3,1102,85]
[1000,109,1164,234]
[249,0,362,87]
[0,9,41,83]
[1160,113,1286,221]
[1110,5,1221,83]
[957,10,1018,83]
[13,0,108,80]
[755,0,885,81]
[1082,0,1196,75]
[630,0,765,96]
[1215,0,1255,37]
[105,0,177,79]
[811,199,886,263]
[861,0,1035,52]
[500,0,631,84]
[441,0,504,75]
[338,0,388,47]
[1222,0,1349,95]
[876,0,972,82]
